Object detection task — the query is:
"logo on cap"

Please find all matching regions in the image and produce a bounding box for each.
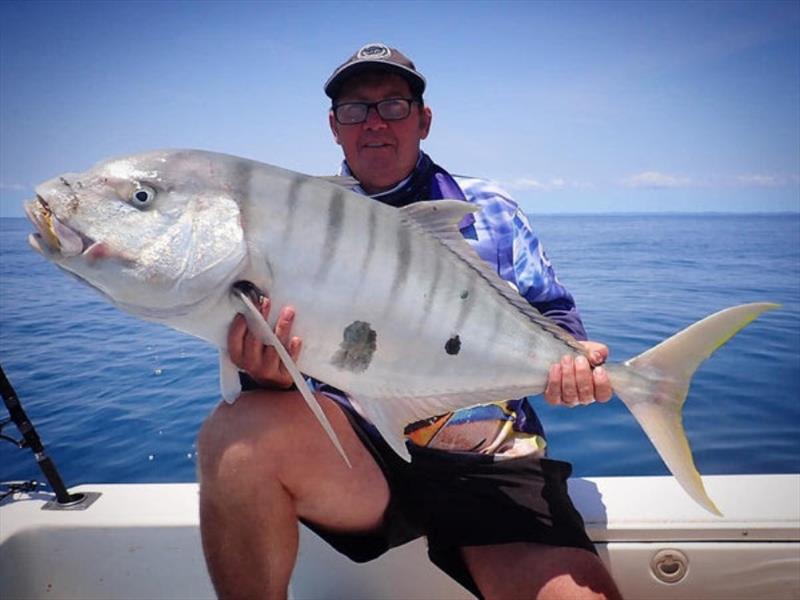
[357,43,391,60]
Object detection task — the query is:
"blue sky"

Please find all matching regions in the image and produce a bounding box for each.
[1,0,798,217]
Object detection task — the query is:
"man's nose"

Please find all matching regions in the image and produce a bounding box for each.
[363,106,387,129]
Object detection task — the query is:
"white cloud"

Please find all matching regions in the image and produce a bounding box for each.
[505,177,589,192]
[508,178,549,191]
[735,174,800,188]
[620,171,692,189]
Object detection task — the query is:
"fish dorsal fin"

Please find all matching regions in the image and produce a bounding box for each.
[315,175,359,189]
[399,200,585,353]
[399,198,478,233]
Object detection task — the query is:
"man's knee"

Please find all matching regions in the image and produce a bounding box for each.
[197,390,304,486]
[462,543,621,600]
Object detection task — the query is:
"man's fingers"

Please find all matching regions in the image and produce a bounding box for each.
[574,355,595,404]
[544,363,561,405]
[560,355,578,406]
[274,306,295,348]
[259,296,271,318]
[227,313,248,365]
[581,341,609,366]
[274,337,302,384]
[593,366,613,402]
[289,337,302,362]
[544,344,612,408]
[227,299,301,389]
[241,328,265,370]
[242,297,274,373]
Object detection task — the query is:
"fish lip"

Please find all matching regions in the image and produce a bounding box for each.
[25,195,58,254]
[25,195,92,258]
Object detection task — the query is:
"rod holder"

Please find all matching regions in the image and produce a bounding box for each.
[1,364,99,508]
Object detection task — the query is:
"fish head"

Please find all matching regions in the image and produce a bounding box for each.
[25,149,247,321]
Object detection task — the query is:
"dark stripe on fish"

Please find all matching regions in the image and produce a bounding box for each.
[316,188,345,280]
[391,221,412,295]
[422,250,443,315]
[281,174,306,246]
[359,203,378,275]
[490,301,505,347]
[233,160,255,196]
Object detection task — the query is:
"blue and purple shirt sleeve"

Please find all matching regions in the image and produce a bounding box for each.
[454,177,588,341]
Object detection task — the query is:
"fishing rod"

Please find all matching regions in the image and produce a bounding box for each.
[0,363,97,508]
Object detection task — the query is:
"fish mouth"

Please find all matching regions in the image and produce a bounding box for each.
[25,195,92,258]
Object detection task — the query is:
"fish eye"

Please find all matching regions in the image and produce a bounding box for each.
[130,185,156,208]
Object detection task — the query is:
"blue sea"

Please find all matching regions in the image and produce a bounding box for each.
[1,214,799,487]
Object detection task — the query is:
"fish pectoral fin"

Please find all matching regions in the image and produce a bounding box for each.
[219,351,242,403]
[230,283,353,468]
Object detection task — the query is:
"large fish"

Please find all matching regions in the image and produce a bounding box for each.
[25,149,776,515]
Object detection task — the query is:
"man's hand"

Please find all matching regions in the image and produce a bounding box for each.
[227,297,302,389]
[544,341,612,407]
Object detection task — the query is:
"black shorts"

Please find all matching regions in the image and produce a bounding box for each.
[300,401,597,599]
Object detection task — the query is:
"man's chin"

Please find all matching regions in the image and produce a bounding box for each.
[358,146,396,163]
[352,162,409,193]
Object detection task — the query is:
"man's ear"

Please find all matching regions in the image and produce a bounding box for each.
[329,111,342,145]
[420,106,432,140]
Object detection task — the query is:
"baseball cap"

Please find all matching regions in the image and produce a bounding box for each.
[324,43,426,100]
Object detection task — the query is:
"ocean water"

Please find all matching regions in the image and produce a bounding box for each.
[1,214,798,487]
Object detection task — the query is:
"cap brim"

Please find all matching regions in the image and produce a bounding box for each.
[324,61,426,99]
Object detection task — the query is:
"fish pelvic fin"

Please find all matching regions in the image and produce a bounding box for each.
[231,282,353,469]
[351,392,479,463]
[219,350,242,403]
[606,302,780,516]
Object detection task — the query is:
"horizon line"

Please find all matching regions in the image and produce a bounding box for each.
[3,210,800,221]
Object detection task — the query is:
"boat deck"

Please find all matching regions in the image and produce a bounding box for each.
[1,474,799,599]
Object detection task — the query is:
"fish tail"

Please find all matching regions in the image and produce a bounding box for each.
[605,302,779,516]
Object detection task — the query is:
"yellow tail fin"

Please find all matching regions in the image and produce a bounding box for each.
[606,302,779,515]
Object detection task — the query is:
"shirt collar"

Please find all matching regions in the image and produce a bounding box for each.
[339,153,423,198]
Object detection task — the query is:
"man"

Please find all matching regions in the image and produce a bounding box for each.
[198,43,622,600]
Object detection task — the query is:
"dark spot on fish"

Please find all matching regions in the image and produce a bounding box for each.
[332,321,377,372]
[460,289,469,300]
[445,335,461,356]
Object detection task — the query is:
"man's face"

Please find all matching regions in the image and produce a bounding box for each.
[329,73,432,194]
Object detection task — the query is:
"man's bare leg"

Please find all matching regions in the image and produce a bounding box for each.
[197,391,390,600]
[462,542,622,600]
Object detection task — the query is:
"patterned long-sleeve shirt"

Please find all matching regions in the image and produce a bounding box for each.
[453,175,587,341]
